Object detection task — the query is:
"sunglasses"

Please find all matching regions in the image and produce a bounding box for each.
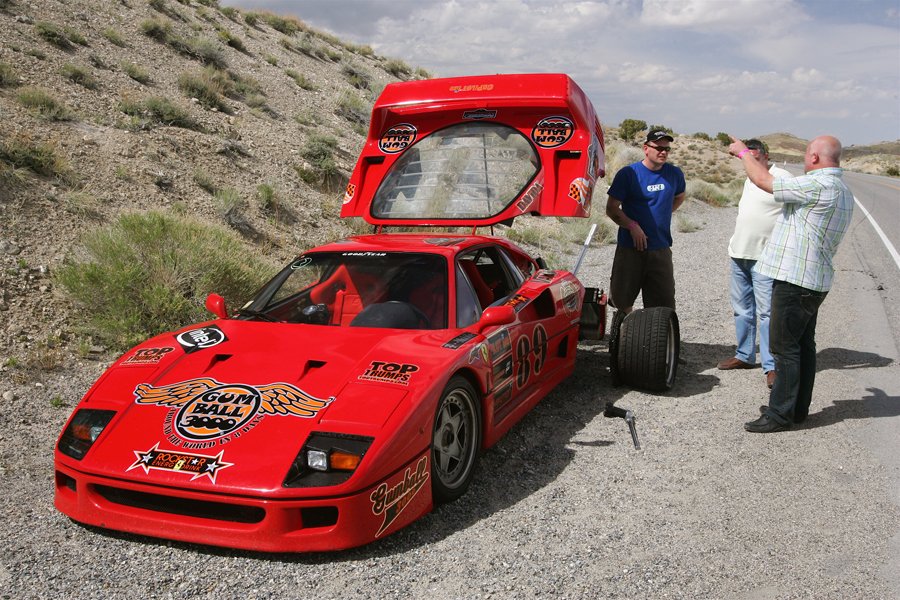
[647,144,671,152]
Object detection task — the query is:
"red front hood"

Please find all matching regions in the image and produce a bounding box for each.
[70,320,467,495]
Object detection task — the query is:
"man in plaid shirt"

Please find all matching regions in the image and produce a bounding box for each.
[727,135,854,433]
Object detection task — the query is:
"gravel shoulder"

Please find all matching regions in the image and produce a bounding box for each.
[1,198,898,600]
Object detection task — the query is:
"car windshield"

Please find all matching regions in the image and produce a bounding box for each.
[244,252,448,330]
[371,122,539,221]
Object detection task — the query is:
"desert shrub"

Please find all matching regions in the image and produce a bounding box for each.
[675,214,701,233]
[0,134,72,181]
[293,110,319,127]
[296,134,341,188]
[217,28,246,52]
[414,67,432,80]
[285,68,314,90]
[602,140,643,184]
[214,186,243,216]
[352,44,374,57]
[122,62,150,84]
[178,68,231,112]
[193,169,218,194]
[220,6,238,21]
[174,36,228,69]
[885,165,899,177]
[60,63,98,89]
[35,21,73,50]
[140,18,172,42]
[17,87,73,121]
[567,216,617,247]
[342,62,371,90]
[119,95,198,130]
[63,26,89,46]
[335,91,369,126]
[716,132,731,146]
[256,183,276,211]
[383,58,411,79]
[692,132,712,141]
[263,13,303,35]
[618,118,646,142]
[244,12,260,27]
[55,211,277,350]
[687,180,732,207]
[0,62,19,87]
[101,27,126,47]
[264,54,277,66]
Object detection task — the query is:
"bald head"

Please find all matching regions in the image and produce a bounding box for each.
[804,135,842,172]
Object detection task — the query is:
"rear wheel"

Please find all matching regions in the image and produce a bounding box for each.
[431,376,481,503]
[615,307,680,392]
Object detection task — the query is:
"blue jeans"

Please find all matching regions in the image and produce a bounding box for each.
[729,258,774,372]
[765,280,827,425]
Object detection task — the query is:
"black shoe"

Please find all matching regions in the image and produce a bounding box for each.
[794,413,807,424]
[744,414,790,433]
[759,405,768,415]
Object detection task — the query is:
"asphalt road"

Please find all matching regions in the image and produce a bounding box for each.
[772,165,900,593]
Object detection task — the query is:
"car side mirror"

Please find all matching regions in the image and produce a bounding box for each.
[477,305,515,332]
[205,293,228,319]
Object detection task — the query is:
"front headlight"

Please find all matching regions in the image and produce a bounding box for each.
[283,432,373,488]
[58,409,116,460]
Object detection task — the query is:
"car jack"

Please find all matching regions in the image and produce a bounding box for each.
[604,403,641,450]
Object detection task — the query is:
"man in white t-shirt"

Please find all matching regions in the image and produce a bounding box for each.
[717,139,791,389]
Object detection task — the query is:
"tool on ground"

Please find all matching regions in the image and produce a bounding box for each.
[604,403,641,450]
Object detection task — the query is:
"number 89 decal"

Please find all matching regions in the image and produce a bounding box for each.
[515,324,548,389]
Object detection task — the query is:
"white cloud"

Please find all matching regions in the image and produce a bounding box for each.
[222,0,900,144]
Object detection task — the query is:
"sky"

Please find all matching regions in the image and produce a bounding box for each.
[222,0,900,146]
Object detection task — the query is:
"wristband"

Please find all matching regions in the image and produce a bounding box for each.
[737,148,750,158]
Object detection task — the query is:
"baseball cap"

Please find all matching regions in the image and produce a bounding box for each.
[645,130,674,143]
[743,138,769,154]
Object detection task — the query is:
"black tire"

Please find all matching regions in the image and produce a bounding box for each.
[615,307,680,392]
[431,375,481,503]
[608,310,626,387]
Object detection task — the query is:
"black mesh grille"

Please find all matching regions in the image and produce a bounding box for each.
[96,485,265,524]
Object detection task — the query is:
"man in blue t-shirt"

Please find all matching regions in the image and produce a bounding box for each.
[605,130,686,313]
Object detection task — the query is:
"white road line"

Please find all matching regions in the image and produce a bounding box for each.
[855,195,900,272]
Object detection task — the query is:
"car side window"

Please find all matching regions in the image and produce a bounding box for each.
[455,262,482,328]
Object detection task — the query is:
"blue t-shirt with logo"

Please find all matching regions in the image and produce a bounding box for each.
[608,161,685,250]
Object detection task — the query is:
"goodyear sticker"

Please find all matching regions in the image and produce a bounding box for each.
[133,378,334,447]
[531,116,574,148]
[127,443,232,483]
[379,123,417,154]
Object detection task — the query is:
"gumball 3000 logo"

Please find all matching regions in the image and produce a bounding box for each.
[176,383,261,440]
[133,378,334,444]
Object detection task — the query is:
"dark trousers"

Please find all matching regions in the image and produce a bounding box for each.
[766,280,827,424]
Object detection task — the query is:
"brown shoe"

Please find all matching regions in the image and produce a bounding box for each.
[717,357,754,370]
[766,371,776,389]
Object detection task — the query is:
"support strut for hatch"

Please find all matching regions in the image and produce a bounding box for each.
[604,403,641,450]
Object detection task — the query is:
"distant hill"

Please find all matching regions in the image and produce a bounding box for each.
[759,132,899,175]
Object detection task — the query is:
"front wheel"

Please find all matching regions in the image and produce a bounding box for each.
[431,376,481,504]
[615,307,680,392]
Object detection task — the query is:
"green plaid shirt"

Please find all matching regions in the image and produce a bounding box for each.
[755,167,853,292]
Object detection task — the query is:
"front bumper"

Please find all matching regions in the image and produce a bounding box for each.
[54,451,432,553]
